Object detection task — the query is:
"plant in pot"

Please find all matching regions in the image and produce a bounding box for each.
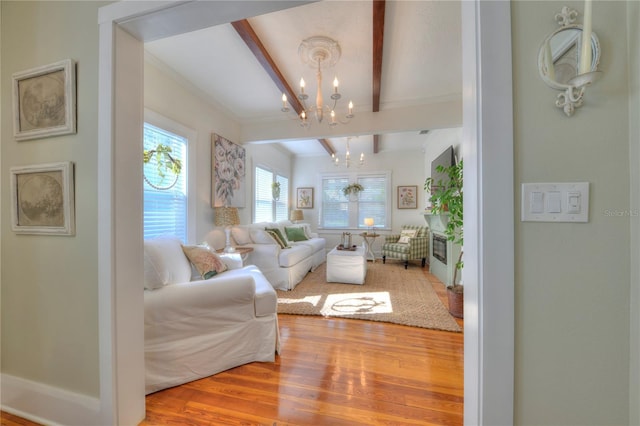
[143,143,182,190]
[271,181,281,201]
[342,183,364,200]
[424,160,463,318]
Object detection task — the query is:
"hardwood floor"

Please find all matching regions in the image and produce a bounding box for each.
[141,268,463,426]
[1,268,464,426]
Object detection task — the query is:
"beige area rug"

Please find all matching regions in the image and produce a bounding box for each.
[277,261,461,332]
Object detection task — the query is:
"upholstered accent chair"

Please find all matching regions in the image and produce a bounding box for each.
[381,225,429,269]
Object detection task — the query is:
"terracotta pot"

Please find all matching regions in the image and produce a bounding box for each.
[447,285,464,318]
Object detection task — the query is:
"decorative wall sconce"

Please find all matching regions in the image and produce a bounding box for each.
[538,4,602,117]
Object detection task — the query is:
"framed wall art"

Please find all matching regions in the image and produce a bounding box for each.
[11,162,75,235]
[296,187,314,209]
[12,59,76,141]
[212,133,245,208]
[397,185,418,209]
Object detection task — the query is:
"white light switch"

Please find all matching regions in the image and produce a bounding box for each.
[547,191,562,213]
[530,192,544,213]
[567,192,581,214]
[521,182,589,222]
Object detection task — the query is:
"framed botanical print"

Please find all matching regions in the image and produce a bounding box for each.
[12,59,76,141]
[398,185,418,209]
[296,187,314,209]
[11,162,75,235]
[212,133,246,208]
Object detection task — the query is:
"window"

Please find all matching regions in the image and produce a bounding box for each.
[320,171,391,229]
[254,166,289,223]
[143,119,191,242]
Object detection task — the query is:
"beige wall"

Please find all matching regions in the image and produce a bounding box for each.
[1,1,108,396]
[512,1,631,424]
[1,0,637,423]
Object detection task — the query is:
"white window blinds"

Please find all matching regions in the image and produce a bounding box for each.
[255,166,289,223]
[143,123,188,241]
[320,172,390,229]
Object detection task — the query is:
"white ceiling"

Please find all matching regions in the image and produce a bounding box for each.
[144,1,462,158]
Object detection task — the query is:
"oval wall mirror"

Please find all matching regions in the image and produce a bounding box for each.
[538,25,601,90]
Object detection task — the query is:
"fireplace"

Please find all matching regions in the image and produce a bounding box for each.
[432,233,447,264]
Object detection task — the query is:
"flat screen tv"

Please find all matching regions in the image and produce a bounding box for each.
[430,146,456,189]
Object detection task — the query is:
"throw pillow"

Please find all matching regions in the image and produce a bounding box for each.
[231,226,251,245]
[285,226,308,242]
[181,245,228,279]
[265,227,290,248]
[397,229,418,244]
[250,228,275,244]
[265,229,289,249]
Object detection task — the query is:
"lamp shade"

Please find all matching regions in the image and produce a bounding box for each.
[214,207,240,227]
[290,209,304,222]
[364,217,374,227]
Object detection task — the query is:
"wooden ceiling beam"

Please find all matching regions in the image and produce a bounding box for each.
[372,0,385,154]
[231,19,335,156]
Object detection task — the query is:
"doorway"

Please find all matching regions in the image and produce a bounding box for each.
[97,2,514,424]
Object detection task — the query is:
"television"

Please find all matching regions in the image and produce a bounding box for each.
[430,145,456,189]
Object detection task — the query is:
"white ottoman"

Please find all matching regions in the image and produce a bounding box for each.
[326,246,367,285]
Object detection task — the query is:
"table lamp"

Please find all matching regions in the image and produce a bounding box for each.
[290,209,304,223]
[364,217,374,234]
[214,206,240,252]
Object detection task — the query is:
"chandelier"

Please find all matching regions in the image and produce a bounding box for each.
[281,36,354,128]
[331,137,364,168]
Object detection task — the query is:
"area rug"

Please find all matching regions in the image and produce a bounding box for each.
[276,261,461,332]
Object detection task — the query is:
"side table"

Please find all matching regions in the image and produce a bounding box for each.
[215,246,254,266]
[359,232,379,262]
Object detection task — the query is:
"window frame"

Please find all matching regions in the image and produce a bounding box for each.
[318,170,392,231]
[253,164,289,223]
[143,109,197,242]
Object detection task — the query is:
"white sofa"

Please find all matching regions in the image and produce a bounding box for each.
[143,236,280,394]
[205,220,326,291]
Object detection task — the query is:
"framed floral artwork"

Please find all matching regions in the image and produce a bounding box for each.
[12,59,76,141]
[296,187,314,209]
[212,133,245,208]
[10,161,75,235]
[398,185,418,209]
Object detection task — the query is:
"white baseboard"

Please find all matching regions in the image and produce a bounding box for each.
[1,373,101,426]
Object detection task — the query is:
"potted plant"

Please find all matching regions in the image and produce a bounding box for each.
[342,183,364,199]
[424,160,463,318]
[271,181,281,201]
[143,143,182,190]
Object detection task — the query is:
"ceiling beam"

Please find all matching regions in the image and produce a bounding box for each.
[372,0,385,154]
[231,19,335,156]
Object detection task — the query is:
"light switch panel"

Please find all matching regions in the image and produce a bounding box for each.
[521,182,589,222]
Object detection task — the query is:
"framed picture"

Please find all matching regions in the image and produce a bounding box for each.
[212,133,245,208]
[11,162,75,235]
[297,187,314,209]
[12,59,76,141]
[398,185,418,209]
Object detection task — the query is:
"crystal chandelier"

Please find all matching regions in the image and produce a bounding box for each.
[281,36,354,128]
[331,137,364,168]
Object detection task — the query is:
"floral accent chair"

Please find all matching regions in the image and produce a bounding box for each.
[381,225,429,269]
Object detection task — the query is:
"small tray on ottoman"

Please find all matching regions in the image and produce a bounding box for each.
[336,244,358,251]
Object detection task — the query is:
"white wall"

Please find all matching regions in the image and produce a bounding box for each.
[145,58,294,240]
[512,1,631,424]
[144,58,241,242]
[293,143,427,251]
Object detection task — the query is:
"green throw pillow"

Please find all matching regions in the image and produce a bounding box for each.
[285,226,308,242]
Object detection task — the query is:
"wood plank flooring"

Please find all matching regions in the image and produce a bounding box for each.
[1,267,464,426]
